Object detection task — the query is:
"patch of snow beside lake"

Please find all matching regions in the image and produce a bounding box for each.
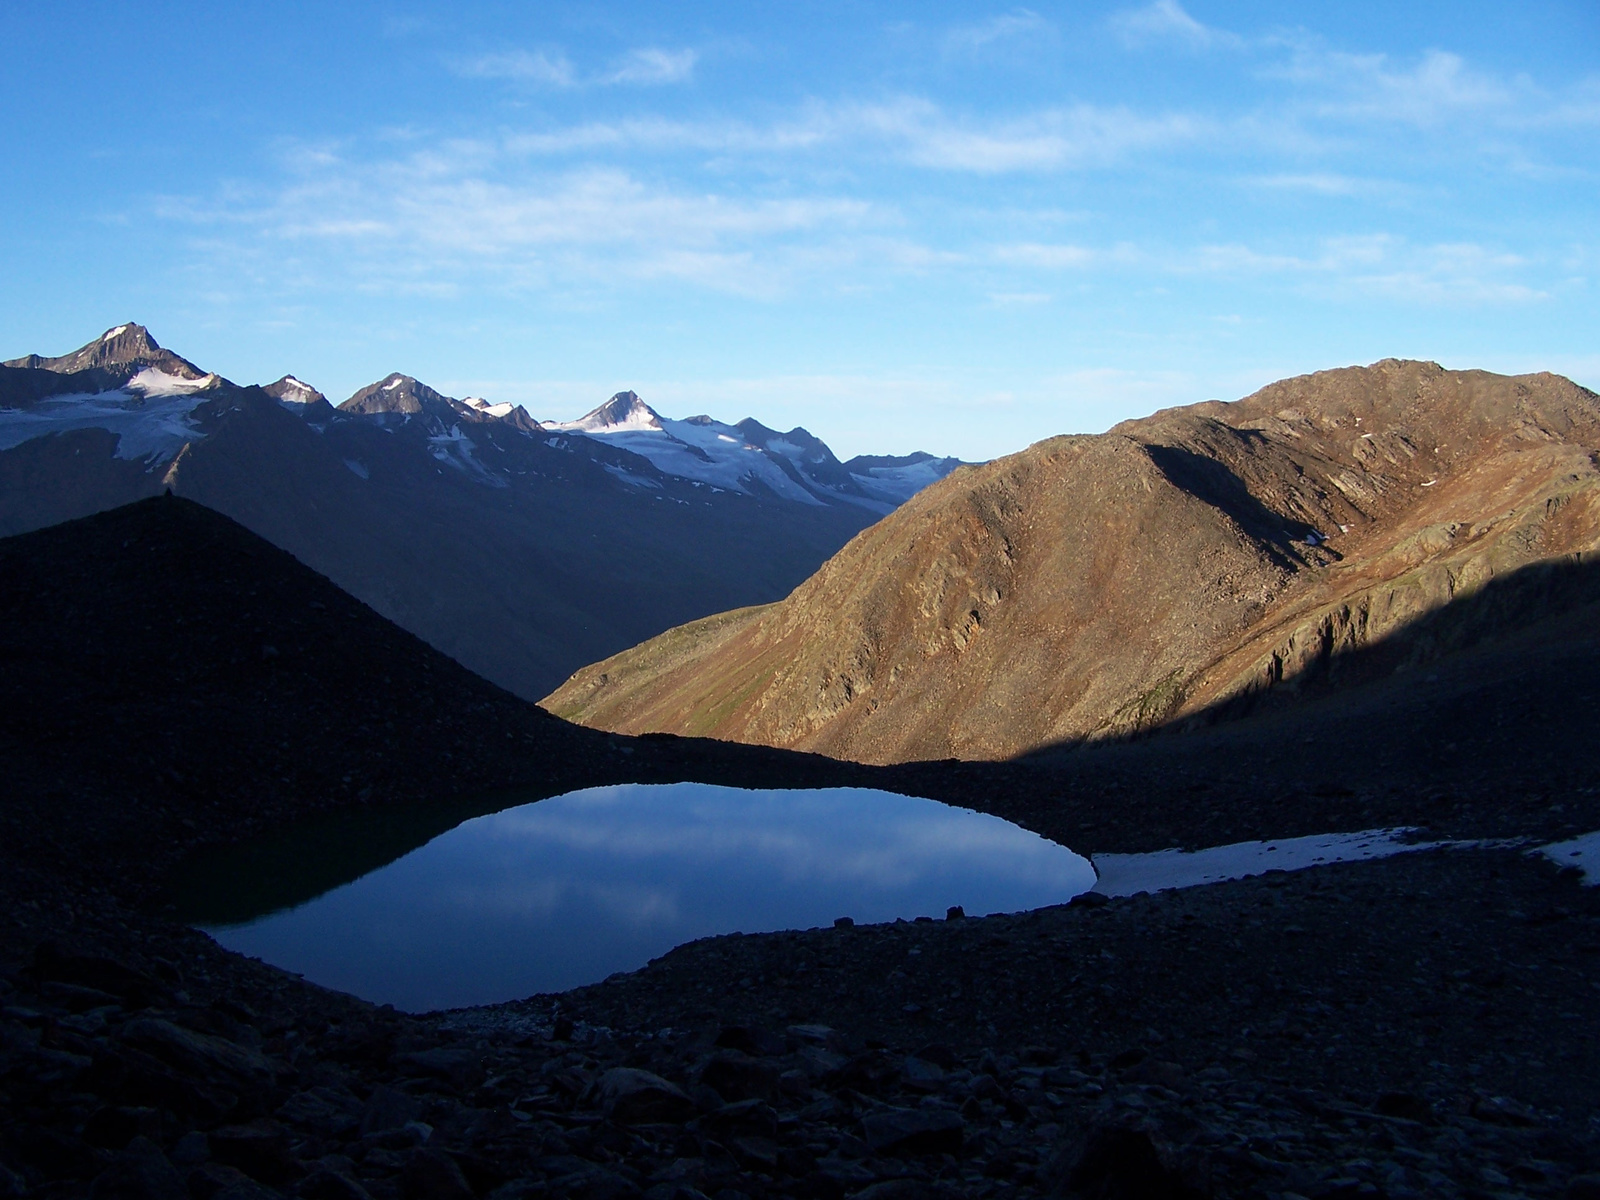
[1533,830,1600,885]
[1090,828,1443,896]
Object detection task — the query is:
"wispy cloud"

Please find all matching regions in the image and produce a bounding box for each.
[453,46,696,88]
[1248,173,1406,198]
[987,291,1052,306]
[1110,0,1240,50]
[1269,46,1515,126]
[456,48,577,86]
[1182,234,1545,303]
[993,242,1100,269]
[986,231,1546,306]
[158,142,885,299]
[602,47,697,86]
[945,9,1052,53]
[836,98,1212,172]
[495,98,1212,173]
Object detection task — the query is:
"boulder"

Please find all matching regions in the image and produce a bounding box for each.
[696,1052,779,1104]
[391,1048,485,1092]
[88,1138,185,1200]
[1064,1126,1205,1200]
[859,1107,965,1156]
[399,1149,473,1200]
[594,1068,694,1125]
[208,1121,293,1185]
[118,1019,277,1092]
[712,1025,786,1057]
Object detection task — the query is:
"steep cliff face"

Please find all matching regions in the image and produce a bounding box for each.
[545,361,1600,763]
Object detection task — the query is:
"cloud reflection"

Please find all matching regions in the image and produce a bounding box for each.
[206,784,1093,1010]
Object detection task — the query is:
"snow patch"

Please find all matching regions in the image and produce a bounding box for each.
[466,398,517,419]
[1534,830,1600,885]
[604,464,662,489]
[1090,828,1445,896]
[343,459,369,480]
[564,412,826,505]
[1085,826,1600,898]
[849,459,958,505]
[0,386,212,462]
[551,395,664,434]
[275,377,319,407]
[382,378,405,391]
[427,425,507,487]
[102,324,130,341]
[126,368,215,397]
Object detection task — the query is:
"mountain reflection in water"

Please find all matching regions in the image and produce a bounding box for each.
[192,783,1096,1011]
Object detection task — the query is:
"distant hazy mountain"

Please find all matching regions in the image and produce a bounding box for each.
[546,360,1600,763]
[0,325,963,699]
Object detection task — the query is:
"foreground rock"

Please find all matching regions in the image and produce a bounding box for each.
[3,846,1597,1200]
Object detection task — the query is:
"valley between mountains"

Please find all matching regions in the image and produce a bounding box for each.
[2,336,1598,1199]
[0,325,959,700]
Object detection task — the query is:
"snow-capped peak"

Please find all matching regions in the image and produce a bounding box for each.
[264,375,331,411]
[465,397,519,419]
[553,391,664,434]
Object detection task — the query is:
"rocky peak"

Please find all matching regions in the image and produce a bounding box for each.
[264,376,328,406]
[737,419,839,466]
[567,391,663,433]
[339,374,455,417]
[4,323,208,381]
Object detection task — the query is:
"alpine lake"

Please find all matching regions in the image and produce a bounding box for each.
[168,783,1099,1012]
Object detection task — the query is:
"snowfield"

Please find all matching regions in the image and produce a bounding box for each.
[552,396,838,505]
[0,379,217,464]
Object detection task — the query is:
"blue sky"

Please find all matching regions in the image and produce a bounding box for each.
[3,1,1596,460]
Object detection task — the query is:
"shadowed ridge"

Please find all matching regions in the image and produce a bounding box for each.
[1021,549,1600,760]
[0,495,590,897]
[0,494,892,915]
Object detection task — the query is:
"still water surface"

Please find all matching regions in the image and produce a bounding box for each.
[197,784,1096,1011]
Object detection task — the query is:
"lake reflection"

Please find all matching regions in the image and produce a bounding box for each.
[200,783,1095,1011]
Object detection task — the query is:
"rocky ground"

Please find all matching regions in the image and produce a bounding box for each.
[4,847,1598,1200]
[4,498,1600,1199]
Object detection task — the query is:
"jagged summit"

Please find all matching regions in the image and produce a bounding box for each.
[264,375,337,423]
[339,373,456,417]
[736,419,830,462]
[557,391,664,434]
[3,323,210,382]
[265,375,326,405]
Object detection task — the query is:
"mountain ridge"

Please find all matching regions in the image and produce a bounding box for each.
[545,358,1600,762]
[0,325,962,700]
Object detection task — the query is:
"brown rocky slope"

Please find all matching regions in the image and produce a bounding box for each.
[546,360,1600,763]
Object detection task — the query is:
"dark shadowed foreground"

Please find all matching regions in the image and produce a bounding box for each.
[3,497,1599,1199]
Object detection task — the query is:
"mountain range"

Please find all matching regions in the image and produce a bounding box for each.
[547,359,1600,762]
[0,325,961,699]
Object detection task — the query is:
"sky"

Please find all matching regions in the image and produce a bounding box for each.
[2,1,1596,461]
